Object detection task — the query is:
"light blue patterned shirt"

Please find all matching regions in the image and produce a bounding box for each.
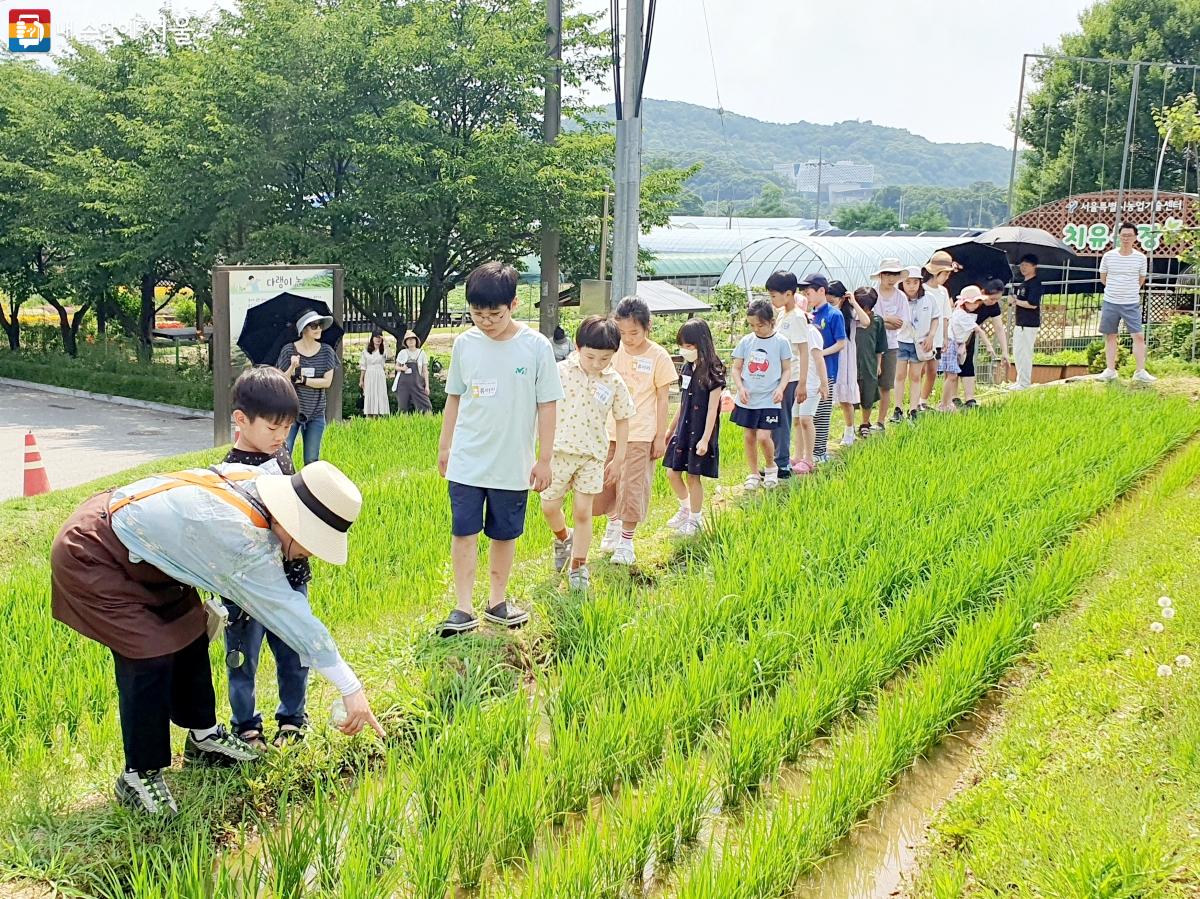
[109,464,343,671]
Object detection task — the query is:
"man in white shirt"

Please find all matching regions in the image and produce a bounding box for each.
[767,270,809,478]
[1098,222,1154,383]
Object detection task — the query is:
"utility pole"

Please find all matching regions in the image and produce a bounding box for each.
[814,150,823,228]
[611,0,644,310]
[598,189,610,281]
[1114,62,1141,228]
[539,0,562,337]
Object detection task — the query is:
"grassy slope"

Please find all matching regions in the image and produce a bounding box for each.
[907,461,1200,896]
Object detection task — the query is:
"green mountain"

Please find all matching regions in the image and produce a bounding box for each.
[632,99,1013,201]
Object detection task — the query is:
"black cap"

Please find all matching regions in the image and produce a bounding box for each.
[797,273,829,291]
[826,280,848,298]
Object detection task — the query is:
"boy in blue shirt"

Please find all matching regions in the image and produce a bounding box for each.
[799,274,847,463]
[437,262,564,636]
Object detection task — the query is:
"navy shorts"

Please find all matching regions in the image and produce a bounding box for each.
[449,482,528,541]
[730,406,782,430]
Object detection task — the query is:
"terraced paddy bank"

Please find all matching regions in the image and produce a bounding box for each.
[0,385,1197,897]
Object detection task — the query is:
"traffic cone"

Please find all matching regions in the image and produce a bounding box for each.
[23,431,50,497]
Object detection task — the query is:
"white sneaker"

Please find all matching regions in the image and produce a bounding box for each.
[1131,369,1157,383]
[666,504,690,530]
[840,427,856,446]
[678,517,701,537]
[600,519,622,553]
[763,468,779,489]
[1097,368,1119,382]
[1006,383,1026,391]
[743,474,762,491]
[567,565,590,591]
[611,542,635,565]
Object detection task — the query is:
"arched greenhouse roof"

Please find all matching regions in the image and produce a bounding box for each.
[717,235,962,290]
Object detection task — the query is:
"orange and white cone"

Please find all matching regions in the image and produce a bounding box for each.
[23,431,50,497]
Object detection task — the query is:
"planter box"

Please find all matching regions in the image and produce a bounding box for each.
[1008,362,1066,383]
[1063,364,1091,379]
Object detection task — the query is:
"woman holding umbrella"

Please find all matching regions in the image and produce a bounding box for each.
[278,310,340,464]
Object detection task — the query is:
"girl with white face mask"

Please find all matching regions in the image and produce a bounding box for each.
[662,318,726,536]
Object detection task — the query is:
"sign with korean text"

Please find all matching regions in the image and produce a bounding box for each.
[1011,191,1198,257]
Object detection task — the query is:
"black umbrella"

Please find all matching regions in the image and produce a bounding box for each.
[237,292,345,366]
[972,226,1078,272]
[937,240,1014,296]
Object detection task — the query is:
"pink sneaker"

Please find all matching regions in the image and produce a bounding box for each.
[794,460,815,475]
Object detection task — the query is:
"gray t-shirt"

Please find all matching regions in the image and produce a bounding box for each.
[277,342,339,420]
[732,332,793,410]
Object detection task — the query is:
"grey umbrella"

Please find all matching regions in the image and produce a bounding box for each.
[972,226,1078,271]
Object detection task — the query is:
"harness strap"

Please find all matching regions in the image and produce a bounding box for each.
[109,470,270,529]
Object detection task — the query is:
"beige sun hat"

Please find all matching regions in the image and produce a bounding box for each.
[956,285,985,304]
[924,250,959,275]
[871,257,906,277]
[402,330,421,347]
[257,461,362,565]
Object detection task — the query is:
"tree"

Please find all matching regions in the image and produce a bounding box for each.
[906,207,950,231]
[1014,0,1200,213]
[742,183,791,218]
[834,202,899,231]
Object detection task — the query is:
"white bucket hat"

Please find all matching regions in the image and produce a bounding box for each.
[871,257,905,278]
[257,461,362,565]
[296,310,334,335]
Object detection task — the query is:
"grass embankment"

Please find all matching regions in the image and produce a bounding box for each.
[0,386,1197,897]
[906,451,1200,897]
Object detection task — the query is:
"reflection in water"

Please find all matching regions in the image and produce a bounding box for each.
[792,697,997,899]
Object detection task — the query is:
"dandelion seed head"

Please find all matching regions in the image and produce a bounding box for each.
[1162,607,1176,619]
[1176,655,1192,668]
[1157,664,1173,677]
[1158,596,1173,608]
[1032,622,1041,630]
[1150,621,1165,633]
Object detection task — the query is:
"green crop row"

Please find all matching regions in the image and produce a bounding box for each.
[165,388,1200,899]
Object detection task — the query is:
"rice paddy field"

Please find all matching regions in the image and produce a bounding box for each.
[2,383,1200,897]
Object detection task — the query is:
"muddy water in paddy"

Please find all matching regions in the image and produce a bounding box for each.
[792,696,999,899]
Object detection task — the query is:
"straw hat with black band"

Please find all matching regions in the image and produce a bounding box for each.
[296,310,334,335]
[924,250,959,275]
[257,461,362,565]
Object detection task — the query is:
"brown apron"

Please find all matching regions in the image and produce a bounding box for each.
[50,473,269,660]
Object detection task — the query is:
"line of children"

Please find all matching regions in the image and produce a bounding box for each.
[730,298,792,489]
[663,318,725,535]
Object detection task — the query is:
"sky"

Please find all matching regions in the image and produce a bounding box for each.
[7,0,1094,148]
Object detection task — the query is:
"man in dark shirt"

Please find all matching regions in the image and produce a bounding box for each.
[1009,254,1043,391]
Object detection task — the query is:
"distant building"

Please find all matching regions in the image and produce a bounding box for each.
[774,160,875,204]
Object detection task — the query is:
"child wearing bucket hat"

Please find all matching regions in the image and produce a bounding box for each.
[50,458,384,815]
[393,330,433,414]
[937,286,997,412]
[920,252,957,410]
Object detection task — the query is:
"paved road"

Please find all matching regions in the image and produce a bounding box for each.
[1,384,212,501]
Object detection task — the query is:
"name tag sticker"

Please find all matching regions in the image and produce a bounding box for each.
[592,382,614,405]
[300,367,316,379]
[634,356,654,374]
[681,375,692,389]
[471,379,498,398]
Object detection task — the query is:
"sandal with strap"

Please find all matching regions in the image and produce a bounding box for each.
[237,729,268,752]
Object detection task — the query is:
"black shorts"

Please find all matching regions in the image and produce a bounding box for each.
[960,333,977,378]
[448,482,528,541]
[730,406,782,430]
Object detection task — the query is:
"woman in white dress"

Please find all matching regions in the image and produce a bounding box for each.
[358,330,390,417]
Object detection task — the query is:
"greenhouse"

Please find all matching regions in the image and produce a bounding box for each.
[717,234,963,290]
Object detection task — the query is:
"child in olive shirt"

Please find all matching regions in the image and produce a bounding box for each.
[853,288,889,437]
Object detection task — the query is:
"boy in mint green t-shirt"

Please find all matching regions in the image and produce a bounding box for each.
[436,262,563,637]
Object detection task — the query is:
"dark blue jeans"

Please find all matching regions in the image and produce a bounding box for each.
[286,415,326,466]
[224,599,309,733]
[773,380,797,472]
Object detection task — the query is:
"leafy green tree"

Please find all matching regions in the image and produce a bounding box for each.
[1014,0,1200,213]
[743,183,791,217]
[906,207,950,231]
[834,202,899,230]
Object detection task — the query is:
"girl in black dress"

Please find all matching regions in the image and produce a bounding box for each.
[664,318,726,536]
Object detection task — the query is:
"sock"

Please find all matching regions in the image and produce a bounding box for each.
[570,556,587,571]
[689,510,703,523]
[553,527,569,542]
[677,500,689,512]
[621,529,634,542]
[765,466,778,476]
[191,725,219,742]
[609,515,620,526]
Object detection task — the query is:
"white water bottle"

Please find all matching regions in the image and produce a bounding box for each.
[330,697,347,728]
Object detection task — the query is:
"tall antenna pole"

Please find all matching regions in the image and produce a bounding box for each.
[1007,54,1029,218]
[611,0,644,309]
[1115,62,1142,227]
[539,0,562,337]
